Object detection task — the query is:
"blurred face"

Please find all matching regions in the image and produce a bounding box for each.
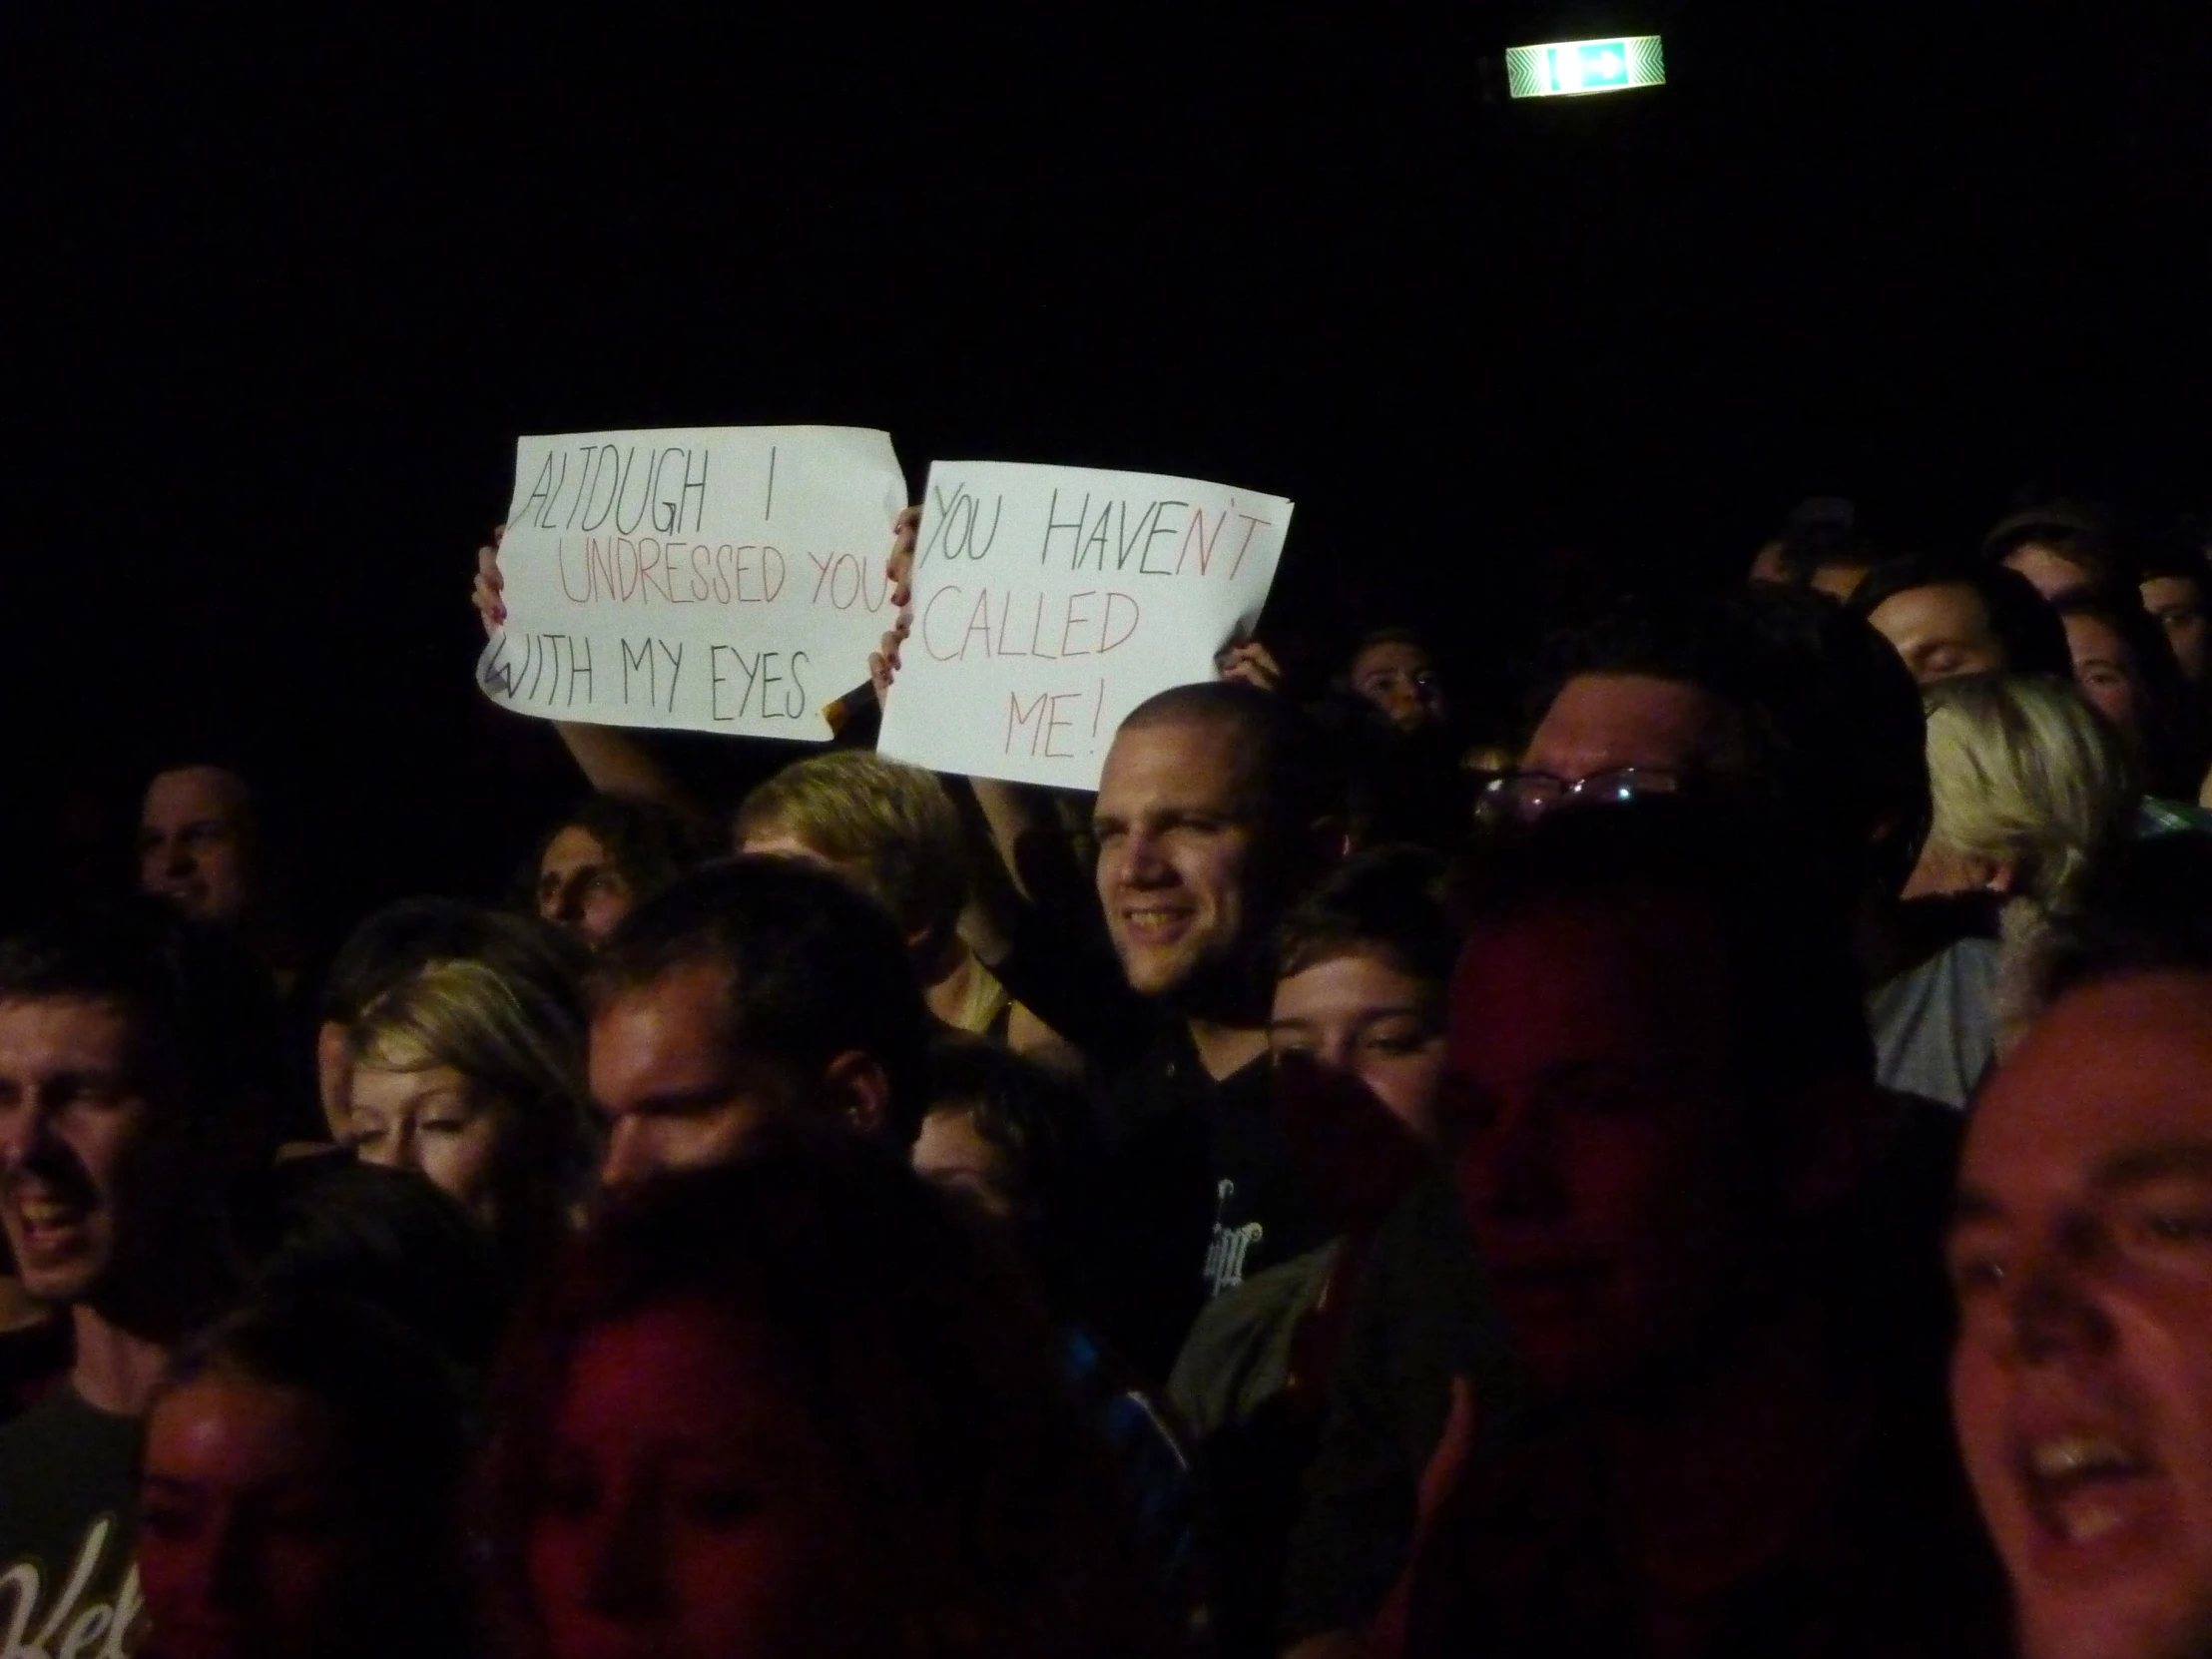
[1270,951,1447,1144]
[139,1376,352,1659]
[1093,717,1274,1002]
[344,1062,506,1230]
[1521,673,1737,786]
[1442,900,1763,1399]
[539,828,635,948]
[1866,583,2009,685]
[1949,973,2212,1659]
[588,961,801,1194]
[1349,641,1445,733]
[912,1110,1020,1223]
[2064,615,2147,745]
[140,768,259,925]
[2143,576,2209,684]
[0,996,182,1306]
[527,1299,882,1659]
[2007,544,2101,605]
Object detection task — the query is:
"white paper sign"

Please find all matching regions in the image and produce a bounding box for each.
[476,426,906,742]
[876,462,1293,789]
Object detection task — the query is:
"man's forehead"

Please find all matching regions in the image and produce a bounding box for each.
[1100,715,1261,809]
[144,766,251,820]
[0,995,145,1070]
[1971,972,2212,1171]
[1524,673,1737,777]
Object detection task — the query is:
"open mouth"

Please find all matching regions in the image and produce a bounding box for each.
[1119,905,1194,943]
[6,1191,94,1265]
[2017,1430,2164,1553]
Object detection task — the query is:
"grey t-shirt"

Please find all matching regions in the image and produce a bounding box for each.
[1870,936,2001,1109]
[0,1384,145,1656]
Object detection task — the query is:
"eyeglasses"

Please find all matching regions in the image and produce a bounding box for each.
[1477,767,1684,826]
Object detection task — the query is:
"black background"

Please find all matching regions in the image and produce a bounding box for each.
[6,2,2207,929]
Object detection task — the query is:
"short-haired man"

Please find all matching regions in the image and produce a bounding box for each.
[1949,883,2212,1659]
[0,905,266,1654]
[1392,799,2010,1657]
[136,765,265,929]
[1078,681,1348,1378]
[583,855,933,1192]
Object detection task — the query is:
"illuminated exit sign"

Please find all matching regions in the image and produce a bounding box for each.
[1504,35,1665,98]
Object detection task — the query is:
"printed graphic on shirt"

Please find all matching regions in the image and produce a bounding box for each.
[0,1514,145,1658]
[1204,1178,1265,1297]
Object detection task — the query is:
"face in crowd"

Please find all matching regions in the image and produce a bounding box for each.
[1520,672,1737,791]
[1949,970,2212,1659]
[2062,611,2151,752]
[1269,946,1447,1145]
[1865,581,2011,686]
[139,1372,357,1659]
[524,1296,885,1659]
[2141,573,2209,684]
[1440,893,1775,1397]
[1092,712,1281,1005]
[0,991,194,1311]
[537,826,635,949]
[140,766,262,926]
[343,1061,508,1230]
[1348,638,1446,734]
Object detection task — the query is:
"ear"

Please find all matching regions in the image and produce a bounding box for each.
[821,1049,895,1144]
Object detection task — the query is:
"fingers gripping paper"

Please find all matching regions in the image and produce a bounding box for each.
[876,463,1293,790]
[476,427,907,742]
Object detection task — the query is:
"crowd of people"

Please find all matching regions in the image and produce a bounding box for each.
[2,489,2211,1658]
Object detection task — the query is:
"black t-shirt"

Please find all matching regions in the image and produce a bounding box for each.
[1093,1026,1335,1383]
[0,1384,146,1654]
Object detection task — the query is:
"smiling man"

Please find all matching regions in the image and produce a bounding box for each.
[1085,681,1348,1378]
[1950,961,2212,1659]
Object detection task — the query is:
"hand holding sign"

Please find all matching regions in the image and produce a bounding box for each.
[476,427,907,743]
[876,462,1294,789]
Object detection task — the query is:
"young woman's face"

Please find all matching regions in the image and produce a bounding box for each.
[526,1299,885,1659]
[1270,950,1448,1143]
[344,1062,508,1231]
[139,1376,354,1659]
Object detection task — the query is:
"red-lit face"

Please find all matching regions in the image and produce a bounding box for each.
[525,1299,885,1659]
[139,1376,353,1659]
[1949,973,2212,1659]
[1442,898,1764,1399]
[139,768,260,926]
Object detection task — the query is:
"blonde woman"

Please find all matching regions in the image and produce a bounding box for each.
[344,957,596,1277]
[1906,673,2139,912]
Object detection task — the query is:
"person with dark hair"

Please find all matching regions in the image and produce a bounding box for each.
[0,902,278,1649]
[526,792,706,949]
[2138,543,2211,684]
[312,898,586,1140]
[585,854,934,1189]
[134,1294,478,1659]
[240,1156,511,1375]
[1389,798,2008,1658]
[1946,866,2212,1659]
[1983,498,2140,604]
[137,765,270,934]
[1491,581,2020,1107]
[1342,631,1448,737]
[1745,495,1870,599]
[1848,555,2076,684]
[2051,588,2208,805]
[481,1134,1177,1659]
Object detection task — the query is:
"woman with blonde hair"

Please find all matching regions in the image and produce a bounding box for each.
[1905,673,2139,913]
[343,955,596,1278]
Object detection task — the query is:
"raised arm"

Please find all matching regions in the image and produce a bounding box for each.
[472,527,711,829]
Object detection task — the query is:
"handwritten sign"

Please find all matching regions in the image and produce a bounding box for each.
[475,426,906,742]
[876,462,1293,789]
